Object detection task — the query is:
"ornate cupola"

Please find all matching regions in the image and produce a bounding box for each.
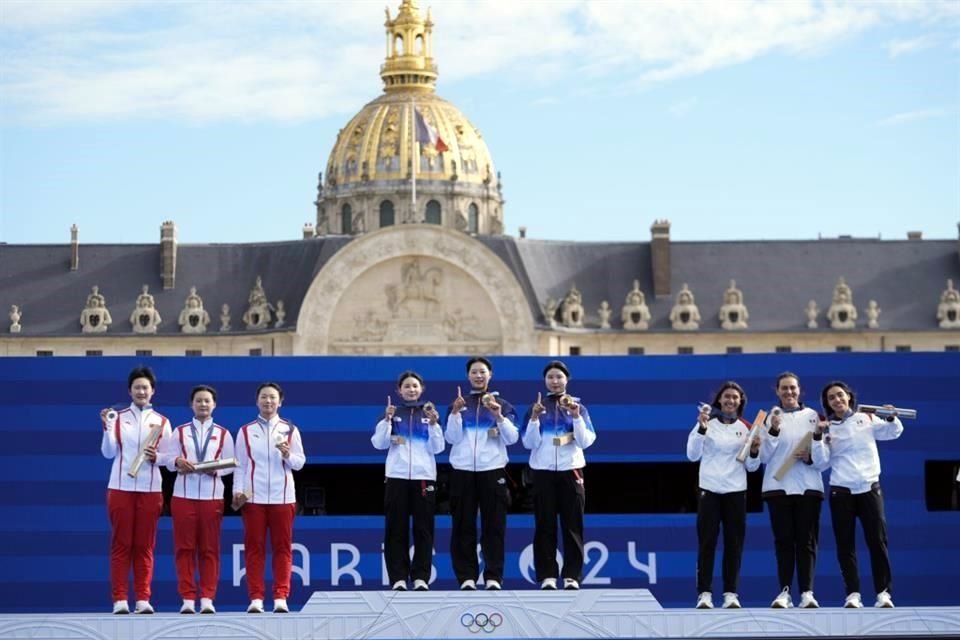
[381,1,437,92]
[315,1,504,238]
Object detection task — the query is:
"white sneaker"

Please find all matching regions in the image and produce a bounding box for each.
[563,578,580,590]
[696,591,713,609]
[273,598,289,613]
[844,592,863,608]
[722,592,741,609]
[247,598,264,613]
[799,591,819,608]
[112,600,129,615]
[460,579,477,591]
[134,600,154,614]
[179,599,196,614]
[875,590,895,608]
[392,580,407,591]
[771,587,793,609]
[200,598,216,614]
[541,578,558,590]
[485,579,501,591]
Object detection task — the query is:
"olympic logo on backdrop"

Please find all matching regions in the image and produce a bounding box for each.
[460,611,504,633]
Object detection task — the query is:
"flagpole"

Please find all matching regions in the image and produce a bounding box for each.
[410,99,417,222]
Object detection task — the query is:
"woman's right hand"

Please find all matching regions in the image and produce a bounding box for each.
[175,456,196,474]
[450,386,466,413]
[231,492,247,510]
[697,408,709,427]
[531,392,545,418]
[385,396,396,422]
[770,411,783,430]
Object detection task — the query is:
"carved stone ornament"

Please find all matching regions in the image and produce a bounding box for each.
[220,304,231,332]
[80,285,113,333]
[598,301,612,329]
[542,297,559,328]
[275,300,286,328]
[937,279,960,329]
[865,300,881,329]
[827,277,857,329]
[670,283,701,331]
[805,300,819,329]
[130,285,162,334]
[9,305,21,334]
[560,284,584,328]
[718,279,749,330]
[243,276,273,330]
[621,280,650,331]
[178,287,210,334]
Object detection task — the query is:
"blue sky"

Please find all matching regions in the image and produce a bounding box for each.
[1,0,958,245]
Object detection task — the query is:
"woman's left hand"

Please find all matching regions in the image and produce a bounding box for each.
[144,444,158,462]
[276,441,290,459]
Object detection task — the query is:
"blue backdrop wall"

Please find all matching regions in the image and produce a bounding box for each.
[0,353,957,612]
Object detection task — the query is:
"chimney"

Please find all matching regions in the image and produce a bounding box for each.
[907,231,922,240]
[160,221,177,290]
[650,219,671,297]
[302,223,315,239]
[518,226,527,239]
[70,224,79,271]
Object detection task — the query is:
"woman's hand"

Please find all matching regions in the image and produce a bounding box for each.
[450,386,466,413]
[231,492,247,510]
[175,456,196,474]
[531,393,545,418]
[384,396,395,422]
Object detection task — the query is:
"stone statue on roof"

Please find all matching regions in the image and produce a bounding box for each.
[805,300,819,329]
[622,280,650,331]
[827,277,857,329]
[865,300,881,329]
[243,276,273,330]
[561,284,584,328]
[670,283,700,331]
[9,305,21,334]
[598,301,611,329]
[718,279,749,330]
[178,287,210,334]
[130,285,162,334]
[220,304,232,332]
[80,286,112,333]
[937,279,960,329]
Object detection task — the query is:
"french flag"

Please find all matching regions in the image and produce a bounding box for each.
[415,108,449,153]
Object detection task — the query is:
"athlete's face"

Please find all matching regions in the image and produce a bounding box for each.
[776,377,800,410]
[398,376,423,402]
[257,386,282,418]
[191,390,216,420]
[129,377,155,408]
[468,363,491,391]
[544,368,567,394]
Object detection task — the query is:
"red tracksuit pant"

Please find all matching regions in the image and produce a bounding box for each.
[107,489,163,602]
[241,503,296,600]
[171,496,224,600]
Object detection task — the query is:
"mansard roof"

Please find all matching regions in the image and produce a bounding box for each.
[1,233,957,335]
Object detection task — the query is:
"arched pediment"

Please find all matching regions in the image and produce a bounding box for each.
[295,226,535,354]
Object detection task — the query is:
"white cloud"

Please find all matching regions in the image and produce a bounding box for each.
[877,107,948,126]
[1,0,957,125]
[885,35,937,57]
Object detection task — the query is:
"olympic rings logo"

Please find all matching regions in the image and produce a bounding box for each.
[460,611,504,633]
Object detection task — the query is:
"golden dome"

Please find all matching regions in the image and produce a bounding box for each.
[324,94,497,190]
[316,1,504,236]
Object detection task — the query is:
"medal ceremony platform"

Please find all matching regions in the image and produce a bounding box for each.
[2,590,958,640]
